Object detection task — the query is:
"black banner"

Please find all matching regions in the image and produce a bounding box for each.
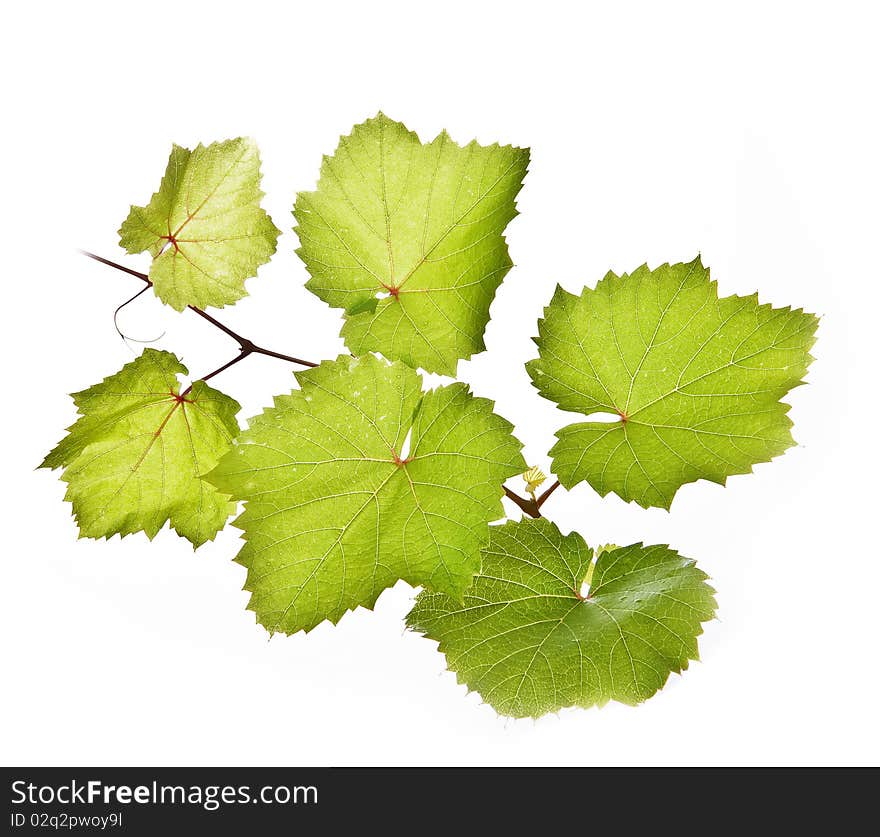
[1,767,874,832]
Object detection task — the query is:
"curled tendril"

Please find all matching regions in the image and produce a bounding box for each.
[113,285,166,348]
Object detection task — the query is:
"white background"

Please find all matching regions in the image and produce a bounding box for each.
[2,1,877,766]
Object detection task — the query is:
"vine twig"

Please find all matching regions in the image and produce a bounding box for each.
[536,479,560,509]
[82,251,566,514]
[503,480,561,518]
[80,251,318,371]
[185,349,255,394]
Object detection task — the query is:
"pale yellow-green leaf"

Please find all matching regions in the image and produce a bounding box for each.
[207,354,526,635]
[42,349,240,547]
[119,138,279,310]
[294,114,528,374]
[527,258,818,508]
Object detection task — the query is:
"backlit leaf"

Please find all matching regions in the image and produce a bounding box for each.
[294,114,528,375]
[408,518,716,717]
[42,349,241,547]
[527,258,818,508]
[119,138,279,310]
[207,353,526,634]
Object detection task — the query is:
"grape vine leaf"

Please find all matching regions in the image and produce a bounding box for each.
[407,518,716,718]
[206,353,526,635]
[526,257,818,508]
[119,138,280,311]
[41,349,241,547]
[293,114,529,375]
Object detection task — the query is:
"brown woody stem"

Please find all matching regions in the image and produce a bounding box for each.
[80,251,318,372]
[82,251,567,514]
[503,480,561,518]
